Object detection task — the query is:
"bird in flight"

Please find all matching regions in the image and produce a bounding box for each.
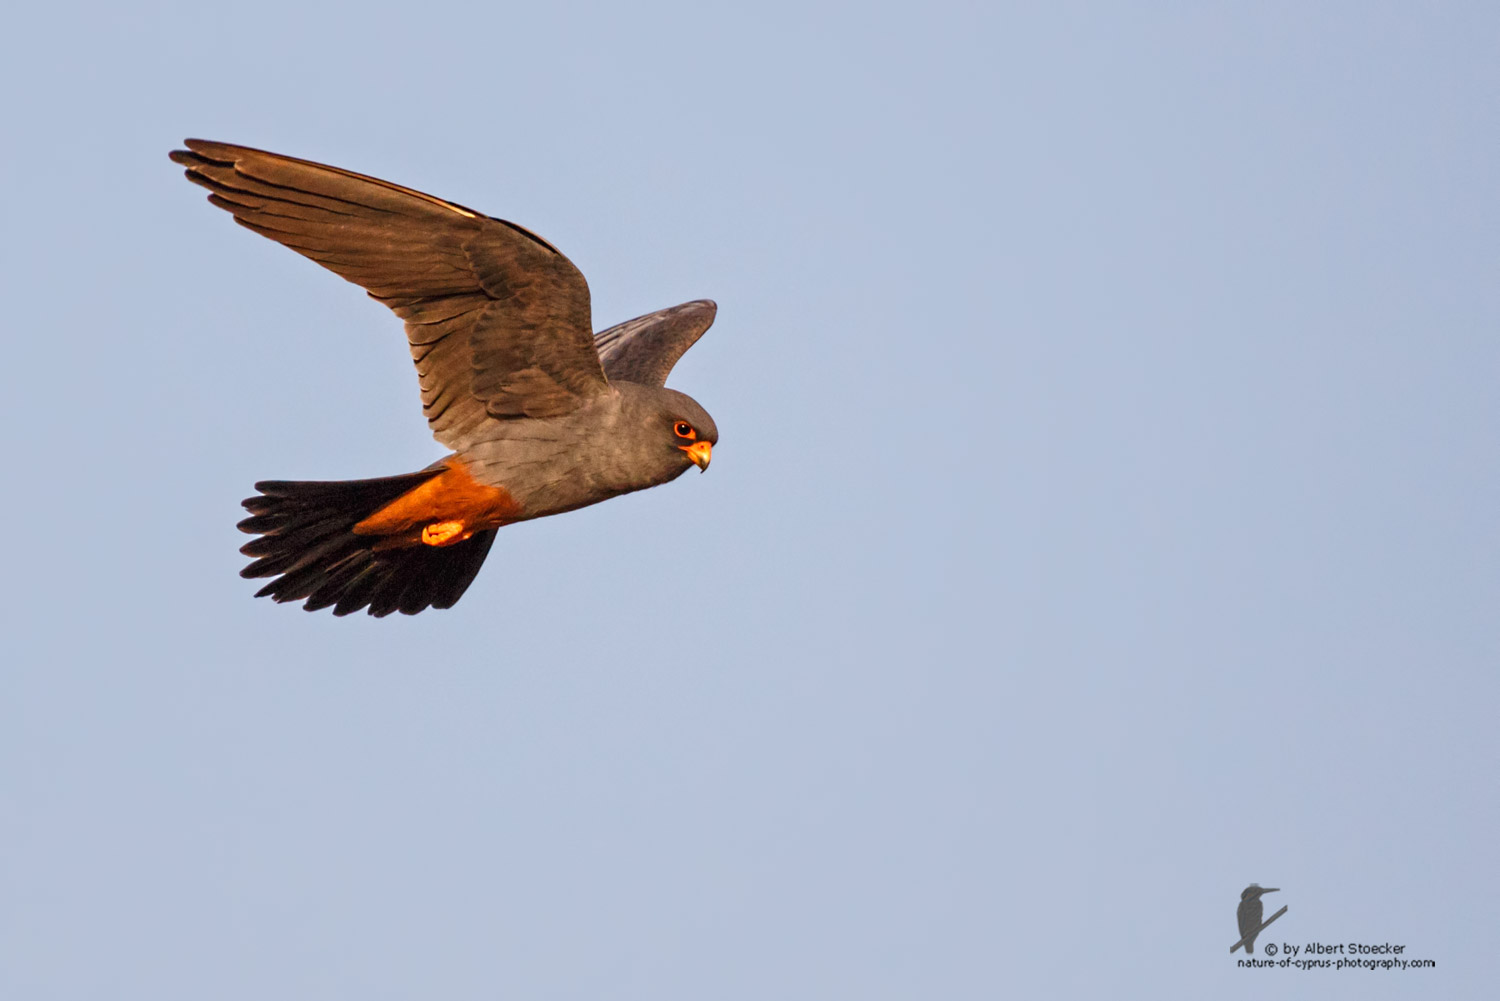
[170,140,720,616]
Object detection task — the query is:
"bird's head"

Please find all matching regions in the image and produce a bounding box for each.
[659,388,717,473]
[617,384,718,482]
[1241,884,1279,901]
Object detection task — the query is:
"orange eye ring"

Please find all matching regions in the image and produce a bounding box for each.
[673,420,696,440]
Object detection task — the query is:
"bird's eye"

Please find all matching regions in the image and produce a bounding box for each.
[673,421,696,440]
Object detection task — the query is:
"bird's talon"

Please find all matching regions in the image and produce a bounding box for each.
[421,520,470,546]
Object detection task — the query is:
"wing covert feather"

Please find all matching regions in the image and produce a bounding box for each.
[593,300,717,387]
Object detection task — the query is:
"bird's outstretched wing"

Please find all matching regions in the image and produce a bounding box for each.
[170,139,610,443]
[593,300,717,387]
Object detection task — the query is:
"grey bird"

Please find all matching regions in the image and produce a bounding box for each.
[1237,884,1279,954]
[169,140,720,616]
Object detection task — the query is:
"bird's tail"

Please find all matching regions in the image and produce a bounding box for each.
[237,469,497,616]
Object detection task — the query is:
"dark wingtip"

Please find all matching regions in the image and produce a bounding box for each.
[182,138,230,157]
[171,140,238,171]
[674,300,717,324]
[170,141,217,161]
[684,299,718,330]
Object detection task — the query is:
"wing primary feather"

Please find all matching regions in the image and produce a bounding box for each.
[173,139,609,444]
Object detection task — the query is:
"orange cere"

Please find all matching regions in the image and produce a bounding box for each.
[354,458,522,548]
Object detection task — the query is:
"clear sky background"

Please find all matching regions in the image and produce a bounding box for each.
[2,2,1495,998]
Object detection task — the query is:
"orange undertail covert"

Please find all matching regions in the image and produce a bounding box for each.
[353,459,522,549]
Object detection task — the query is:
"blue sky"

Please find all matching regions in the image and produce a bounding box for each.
[3,2,1495,998]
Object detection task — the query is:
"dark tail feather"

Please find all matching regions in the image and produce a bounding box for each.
[238,471,497,616]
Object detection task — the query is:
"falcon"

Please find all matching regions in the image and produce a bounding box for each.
[170,140,719,616]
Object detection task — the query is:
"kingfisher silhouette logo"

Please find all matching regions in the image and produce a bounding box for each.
[1231,884,1287,954]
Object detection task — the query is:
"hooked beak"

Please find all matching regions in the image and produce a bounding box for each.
[680,440,712,472]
